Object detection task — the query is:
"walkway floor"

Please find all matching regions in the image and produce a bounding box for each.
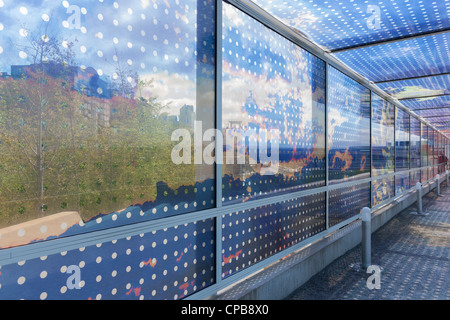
[285,184,450,300]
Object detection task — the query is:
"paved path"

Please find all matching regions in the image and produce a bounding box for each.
[285,185,450,300]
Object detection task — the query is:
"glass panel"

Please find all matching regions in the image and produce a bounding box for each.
[433,129,439,176]
[414,108,450,118]
[410,117,421,169]
[371,93,395,206]
[221,193,326,278]
[0,0,216,249]
[372,177,395,207]
[377,75,450,100]
[371,93,395,176]
[328,66,370,184]
[438,133,448,174]
[395,172,410,195]
[395,108,410,172]
[221,4,326,205]
[334,33,450,83]
[428,128,434,176]
[403,95,450,110]
[328,183,370,228]
[0,218,216,300]
[421,124,428,182]
[410,170,421,188]
[251,0,450,51]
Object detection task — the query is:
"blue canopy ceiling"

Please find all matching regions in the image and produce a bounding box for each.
[249,0,450,135]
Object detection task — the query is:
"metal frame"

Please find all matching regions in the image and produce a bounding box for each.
[1,0,450,301]
[214,0,223,284]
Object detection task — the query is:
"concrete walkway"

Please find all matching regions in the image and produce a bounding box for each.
[285,184,450,300]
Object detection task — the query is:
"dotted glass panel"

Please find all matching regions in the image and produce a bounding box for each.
[395,172,410,195]
[327,66,371,184]
[371,93,395,206]
[410,117,421,169]
[415,108,450,118]
[328,183,370,228]
[438,133,447,174]
[409,170,422,188]
[377,75,450,100]
[221,193,326,279]
[429,129,435,176]
[252,0,450,51]
[334,33,450,83]
[372,177,395,207]
[403,95,450,111]
[0,0,216,249]
[434,129,440,173]
[221,3,326,205]
[0,218,215,300]
[372,93,395,176]
[395,108,410,172]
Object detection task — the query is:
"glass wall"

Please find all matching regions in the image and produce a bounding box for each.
[0,0,216,250]
[428,128,434,178]
[371,93,395,206]
[421,124,429,182]
[221,4,326,205]
[327,66,371,184]
[395,107,410,194]
[410,117,421,186]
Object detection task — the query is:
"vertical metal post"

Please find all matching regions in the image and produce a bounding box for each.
[436,174,441,196]
[361,207,371,269]
[214,0,223,287]
[446,170,449,187]
[416,182,423,215]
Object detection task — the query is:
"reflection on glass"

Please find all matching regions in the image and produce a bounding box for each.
[221,4,326,205]
[428,129,434,176]
[395,108,410,172]
[221,193,326,278]
[0,0,215,248]
[421,124,428,182]
[395,172,410,195]
[328,183,370,228]
[371,93,394,206]
[395,108,410,194]
[328,66,370,184]
[438,133,447,174]
[410,117,421,169]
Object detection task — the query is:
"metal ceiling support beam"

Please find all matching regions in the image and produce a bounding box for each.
[399,93,450,101]
[375,72,450,84]
[330,28,450,53]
